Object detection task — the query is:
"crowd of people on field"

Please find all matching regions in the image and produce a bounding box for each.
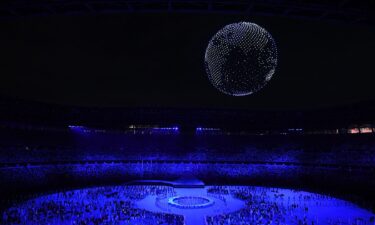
[2,185,183,225]
[206,186,375,225]
[2,184,375,225]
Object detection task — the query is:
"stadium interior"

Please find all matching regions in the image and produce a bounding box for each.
[0,0,375,224]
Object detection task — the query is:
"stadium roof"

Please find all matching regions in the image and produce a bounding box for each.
[0,0,374,26]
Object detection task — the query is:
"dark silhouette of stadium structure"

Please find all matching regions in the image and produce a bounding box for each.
[0,0,374,26]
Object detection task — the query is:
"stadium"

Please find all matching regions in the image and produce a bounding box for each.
[0,0,375,224]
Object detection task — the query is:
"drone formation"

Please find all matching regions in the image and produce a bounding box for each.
[205,22,278,96]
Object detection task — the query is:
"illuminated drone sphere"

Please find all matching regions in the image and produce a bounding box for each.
[205,22,277,96]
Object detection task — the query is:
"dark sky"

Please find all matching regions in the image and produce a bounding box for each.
[0,13,374,110]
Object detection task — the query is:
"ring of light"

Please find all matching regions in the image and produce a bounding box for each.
[168,196,215,209]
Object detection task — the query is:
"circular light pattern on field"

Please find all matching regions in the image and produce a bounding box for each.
[205,22,277,96]
[168,196,215,209]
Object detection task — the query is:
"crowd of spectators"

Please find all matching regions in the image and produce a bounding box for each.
[206,186,375,225]
[2,185,182,225]
[3,184,374,225]
[1,127,375,213]
[1,127,375,166]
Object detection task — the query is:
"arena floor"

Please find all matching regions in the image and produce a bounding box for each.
[137,187,244,225]
[2,184,375,225]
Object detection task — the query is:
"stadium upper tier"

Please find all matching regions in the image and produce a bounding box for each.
[0,96,374,131]
[1,127,375,167]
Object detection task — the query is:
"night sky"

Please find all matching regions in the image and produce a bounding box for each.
[0,13,374,110]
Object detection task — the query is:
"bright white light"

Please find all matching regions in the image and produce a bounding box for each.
[205,22,277,96]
